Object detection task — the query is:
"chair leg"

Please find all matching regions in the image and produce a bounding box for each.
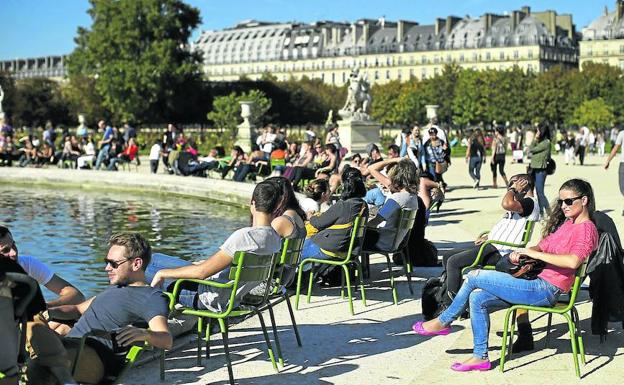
[400,250,414,295]
[160,348,165,381]
[197,317,204,365]
[218,318,235,385]
[571,307,585,365]
[354,261,367,307]
[340,267,345,299]
[205,318,212,360]
[257,312,278,371]
[267,304,284,367]
[385,255,398,305]
[545,313,553,348]
[342,265,355,315]
[499,309,514,373]
[284,293,302,347]
[508,310,517,359]
[563,313,581,378]
[306,270,314,304]
[295,262,305,310]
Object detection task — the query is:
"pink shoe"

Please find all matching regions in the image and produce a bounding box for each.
[412,321,452,336]
[450,361,492,372]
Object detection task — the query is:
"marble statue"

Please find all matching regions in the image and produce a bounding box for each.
[0,85,4,116]
[339,66,372,121]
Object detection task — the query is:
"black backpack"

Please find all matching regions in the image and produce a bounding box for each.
[421,271,448,321]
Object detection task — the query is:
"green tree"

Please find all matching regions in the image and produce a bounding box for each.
[0,72,17,120]
[67,0,202,123]
[207,90,272,132]
[526,65,575,126]
[570,98,615,129]
[452,69,489,125]
[12,78,70,127]
[370,80,403,124]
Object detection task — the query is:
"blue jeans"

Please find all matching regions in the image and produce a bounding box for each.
[533,169,549,215]
[438,270,561,359]
[94,144,110,170]
[301,238,334,271]
[468,156,482,182]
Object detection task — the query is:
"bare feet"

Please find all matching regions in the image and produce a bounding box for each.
[421,318,447,332]
[460,356,489,365]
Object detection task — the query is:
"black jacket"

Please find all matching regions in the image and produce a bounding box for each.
[310,198,368,252]
[588,213,624,336]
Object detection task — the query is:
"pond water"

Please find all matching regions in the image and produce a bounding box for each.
[1,185,248,299]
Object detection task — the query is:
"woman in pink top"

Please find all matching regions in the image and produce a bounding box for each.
[412,178,598,372]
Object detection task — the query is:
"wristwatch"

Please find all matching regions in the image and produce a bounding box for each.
[508,187,517,194]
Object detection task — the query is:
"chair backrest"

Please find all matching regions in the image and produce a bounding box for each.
[390,208,418,251]
[344,212,368,262]
[562,259,590,311]
[521,220,535,245]
[275,236,305,288]
[228,251,278,305]
[270,158,286,169]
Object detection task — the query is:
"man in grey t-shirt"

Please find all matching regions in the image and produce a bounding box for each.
[151,180,283,312]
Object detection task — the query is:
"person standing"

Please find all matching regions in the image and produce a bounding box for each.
[490,127,508,188]
[577,126,589,166]
[564,131,576,165]
[529,124,552,217]
[465,129,486,189]
[94,120,114,170]
[604,128,624,216]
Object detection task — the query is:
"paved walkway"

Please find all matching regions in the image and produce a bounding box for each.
[119,153,623,385]
[4,153,622,384]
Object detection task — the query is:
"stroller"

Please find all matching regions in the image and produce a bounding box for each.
[0,272,39,384]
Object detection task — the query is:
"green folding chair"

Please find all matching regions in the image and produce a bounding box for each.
[254,236,305,367]
[162,251,279,385]
[270,158,286,174]
[295,210,368,315]
[462,220,535,274]
[361,208,418,304]
[499,259,588,378]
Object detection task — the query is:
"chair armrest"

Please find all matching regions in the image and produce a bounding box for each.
[168,278,234,310]
[464,239,528,271]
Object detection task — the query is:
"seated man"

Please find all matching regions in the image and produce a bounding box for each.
[27,233,172,385]
[0,225,85,307]
[443,174,539,307]
[150,179,282,312]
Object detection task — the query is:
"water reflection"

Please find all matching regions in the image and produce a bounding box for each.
[1,186,247,298]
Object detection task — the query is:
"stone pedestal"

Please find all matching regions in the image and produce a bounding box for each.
[338,119,381,154]
[235,101,254,152]
[426,105,439,120]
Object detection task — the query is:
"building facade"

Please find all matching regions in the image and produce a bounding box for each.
[580,1,624,70]
[0,55,67,81]
[195,7,578,85]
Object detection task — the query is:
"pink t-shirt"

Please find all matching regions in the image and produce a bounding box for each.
[537,220,598,292]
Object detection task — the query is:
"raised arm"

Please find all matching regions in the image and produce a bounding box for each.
[44,274,86,307]
[150,250,232,288]
[367,157,401,188]
[47,296,95,321]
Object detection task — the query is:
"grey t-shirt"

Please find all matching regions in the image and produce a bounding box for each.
[67,285,168,351]
[375,191,419,251]
[197,226,281,312]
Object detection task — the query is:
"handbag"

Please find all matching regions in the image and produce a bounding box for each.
[546,158,556,175]
[435,161,448,174]
[496,255,546,280]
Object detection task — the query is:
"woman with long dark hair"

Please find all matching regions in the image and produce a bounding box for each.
[529,124,552,217]
[413,179,598,372]
[465,129,486,189]
[269,176,307,240]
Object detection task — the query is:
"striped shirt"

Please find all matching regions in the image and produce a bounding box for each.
[488,196,540,254]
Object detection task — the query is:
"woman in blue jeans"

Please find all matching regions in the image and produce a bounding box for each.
[528,125,552,217]
[413,178,598,372]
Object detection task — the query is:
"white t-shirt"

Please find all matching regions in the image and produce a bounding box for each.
[18,255,54,286]
[488,196,540,254]
[616,131,624,162]
[298,196,320,214]
[149,143,161,160]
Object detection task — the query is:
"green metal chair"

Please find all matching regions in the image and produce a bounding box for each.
[461,220,535,275]
[295,211,368,315]
[499,260,588,378]
[361,208,418,304]
[270,157,286,174]
[255,236,305,367]
[162,251,279,385]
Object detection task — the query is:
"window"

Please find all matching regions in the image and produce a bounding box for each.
[386,70,390,79]
[513,50,519,59]
[374,70,379,80]
[527,64,533,73]
[459,54,465,62]
[472,53,478,62]
[434,67,439,76]
[421,56,426,64]
[620,45,624,54]
[486,52,491,60]
[619,60,624,70]
[500,51,505,60]
[528,50,533,59]
[421,68,426,78]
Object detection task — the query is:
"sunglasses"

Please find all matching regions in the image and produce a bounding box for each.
[428,130,437,135]
[0,240,15,256]
[105,258,133,269]
[557,196,583,206]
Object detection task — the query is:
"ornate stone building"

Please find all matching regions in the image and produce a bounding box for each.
[0,55,67,80]
[195,7,578,85]
[580,1,624,70]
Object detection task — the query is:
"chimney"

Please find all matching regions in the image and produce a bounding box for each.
[446,16,462,34]
[521,6,531,15]
[363,23,370,44]
[435,18,445,35]
[549,11,556,35]
[511,11,519,31]
[332,27,341,45]
[321,28,330,46]
[485,13,493,32]
[618,1,624,22]
[398,20,405,43]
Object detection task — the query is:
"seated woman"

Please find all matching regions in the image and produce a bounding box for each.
[413,178,599,372]
[314,143,338,179]
[36,142,54,167]
[270,176,307,240]
[300,168,368,266]
[220,145,246,179]
[108,137,138,171]
[291,143,322,189]
[364,158,420,252]
[77,135,96,169]
[61,135,82,168]
[150,179,283,312]
[298,178,330,218]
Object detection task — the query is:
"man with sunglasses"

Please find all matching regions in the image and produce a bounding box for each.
[27,233,172,385]
[0,225,84,307]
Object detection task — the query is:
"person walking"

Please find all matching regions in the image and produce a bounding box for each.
[604,128,624,216]
[490,126,508,188]
[465,129,486,189]
[529,124,552,217]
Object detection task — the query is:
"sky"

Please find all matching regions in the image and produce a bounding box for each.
[0,0,611,60]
